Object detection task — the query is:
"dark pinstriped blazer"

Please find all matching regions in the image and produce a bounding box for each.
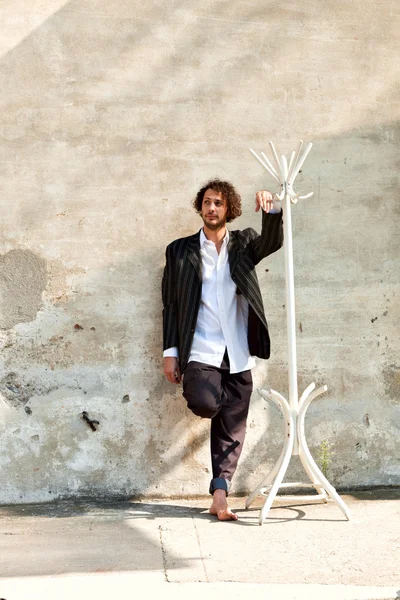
[162,210,283,373]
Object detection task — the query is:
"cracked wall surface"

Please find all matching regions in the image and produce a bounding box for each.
[0,250,47,329]
[0,0,399,503]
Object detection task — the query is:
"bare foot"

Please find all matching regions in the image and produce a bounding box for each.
[209,489,238,521]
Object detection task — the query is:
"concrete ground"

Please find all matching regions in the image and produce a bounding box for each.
[0,489,398,600]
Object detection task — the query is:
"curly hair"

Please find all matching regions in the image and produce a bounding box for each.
[192,178,242,223]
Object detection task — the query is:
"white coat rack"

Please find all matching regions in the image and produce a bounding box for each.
[246,140,351,525]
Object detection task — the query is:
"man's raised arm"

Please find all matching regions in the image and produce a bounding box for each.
[248,190,284,265]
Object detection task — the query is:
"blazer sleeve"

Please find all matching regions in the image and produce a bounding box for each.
[247,209,284,266]
[162,243,179,351]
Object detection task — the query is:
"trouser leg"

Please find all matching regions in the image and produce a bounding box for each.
[209,365,253,494]
[182,357,253,495]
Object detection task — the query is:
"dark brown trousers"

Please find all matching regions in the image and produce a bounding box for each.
[182,352,253,495]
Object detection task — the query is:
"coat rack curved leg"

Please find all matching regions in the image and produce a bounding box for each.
[246,390,290,509]
[258,410,295,525]
[297,387,351,520]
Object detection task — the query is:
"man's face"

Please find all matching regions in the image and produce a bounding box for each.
[200,189,227,231]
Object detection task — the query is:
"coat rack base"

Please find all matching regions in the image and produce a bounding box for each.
[245,383,351,525]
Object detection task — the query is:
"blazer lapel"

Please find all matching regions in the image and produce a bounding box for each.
[227,230,243,277]
[187,231,202,281]
[187,229,244,284]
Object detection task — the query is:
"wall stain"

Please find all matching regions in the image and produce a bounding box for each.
[383,364,400,403]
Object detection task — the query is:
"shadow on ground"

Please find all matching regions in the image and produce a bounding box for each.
[0,500,206,578]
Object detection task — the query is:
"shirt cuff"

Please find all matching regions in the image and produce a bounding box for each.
[268,199,282,214]
[163,347,179,358]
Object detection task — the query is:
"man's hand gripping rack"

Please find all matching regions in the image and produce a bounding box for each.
[247,141,351,525]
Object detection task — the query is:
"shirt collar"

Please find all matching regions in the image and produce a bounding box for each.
[200,228,229,248]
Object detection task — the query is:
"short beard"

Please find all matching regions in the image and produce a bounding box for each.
[201,215,227,231]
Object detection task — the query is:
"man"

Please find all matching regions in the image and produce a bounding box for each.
[162,179,283,520]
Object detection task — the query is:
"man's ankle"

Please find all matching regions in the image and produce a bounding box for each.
[212,489,227,499]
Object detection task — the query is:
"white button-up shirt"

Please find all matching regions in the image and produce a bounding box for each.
[164,228,255,374]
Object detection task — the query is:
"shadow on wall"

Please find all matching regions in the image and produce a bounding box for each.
[0,0,398,500]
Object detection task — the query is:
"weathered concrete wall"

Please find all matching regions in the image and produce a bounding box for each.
[0,0,398,503]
